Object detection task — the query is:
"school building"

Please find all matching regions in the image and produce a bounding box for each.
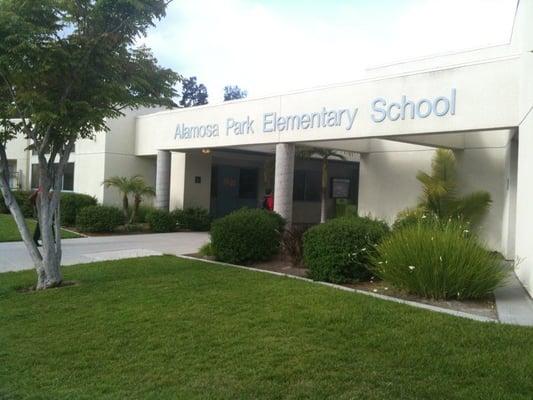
[5,1,533,295]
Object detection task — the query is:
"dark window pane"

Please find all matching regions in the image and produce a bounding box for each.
[31,164,39,189]
[238,168,258,199]
[63,163,74,191]
[31,162,74,191]
[305,171,321,202]
[293,170,305,201]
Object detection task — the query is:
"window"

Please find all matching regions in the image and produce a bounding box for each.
[238,168,258,199]
[31,162,74,191]
[293,170,321,202]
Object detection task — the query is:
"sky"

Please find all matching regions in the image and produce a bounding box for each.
[139,0,518,103]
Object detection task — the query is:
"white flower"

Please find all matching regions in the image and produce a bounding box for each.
[439,256,443,262]
[421,215,427,219]
[463,229,469,234]
[378,261,383,265]
[408,265,416,271]
[361,248,367,252]
[384,287,389,291]
[373,289,378,293]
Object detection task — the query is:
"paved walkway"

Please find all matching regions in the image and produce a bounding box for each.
[0,232,209,273]
[494,270,533,326]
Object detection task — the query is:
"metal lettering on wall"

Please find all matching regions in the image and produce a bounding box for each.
[174,89,457,140]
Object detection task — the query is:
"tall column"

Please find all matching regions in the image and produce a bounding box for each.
[155,150,171,210]
[274,143,295,225]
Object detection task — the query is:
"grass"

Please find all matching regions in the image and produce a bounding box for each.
[1,256,533,399]
[0,214,81,242]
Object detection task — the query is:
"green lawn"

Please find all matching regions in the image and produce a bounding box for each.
[0,214,81,242]
[1,256,532,399]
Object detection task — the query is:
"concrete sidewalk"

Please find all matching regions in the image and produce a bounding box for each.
[0,232,209,273]
[494,271,533,327]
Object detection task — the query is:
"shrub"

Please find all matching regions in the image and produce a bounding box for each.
[392,207,428,231]
[282,224,312,267]
[135,205,155,223]
[372,220,507,300]
[303,216,390,283]
[60,192,97,225]
[210,208,285,264]
[146,209,175,233]
[76,205,123,232]
[0,190,34,217]
[172,207,212,231]
[199,242,214,257]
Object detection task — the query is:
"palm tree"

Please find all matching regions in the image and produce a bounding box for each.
[416,149,491,225]
[102,176,134,222]
[297,147,346,223]
[129,176,155,224]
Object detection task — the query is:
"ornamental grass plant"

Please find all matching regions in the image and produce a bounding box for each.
[372,218,507,300]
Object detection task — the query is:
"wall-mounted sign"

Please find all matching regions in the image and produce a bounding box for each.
[331,178,351,199]
[173,89,457,141]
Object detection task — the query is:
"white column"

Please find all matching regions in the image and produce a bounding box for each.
[274,143,295,225]
[155,150,171,210]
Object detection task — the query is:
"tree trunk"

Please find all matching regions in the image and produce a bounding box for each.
[0,147,47,286]
[35,183,63,289]
[130,195,141,224]
[320,158,328,223]
[122,193,129,223]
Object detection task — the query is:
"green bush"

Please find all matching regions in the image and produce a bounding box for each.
[210,208,285,264]
[392,207,429,231]
[76,205,123,233]
[303,216,390,283]
[199,242,214,257]
[60,193,97,226]
[0,190,34,217]
[135,205,155,223]
[372,220,507,300]
[1,191,97,223]
[171,207,212,231]
[146,209,175,233]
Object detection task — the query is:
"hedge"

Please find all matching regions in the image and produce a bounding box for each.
[0,190,34,217]
[76,205,123,233]
[210,208,285,264]
[303,216,390,283]
[146,209,175,233]
[171,207,212,231]
[60,193,97,225]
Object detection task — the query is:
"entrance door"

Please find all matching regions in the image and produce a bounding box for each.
[211,165,259,218]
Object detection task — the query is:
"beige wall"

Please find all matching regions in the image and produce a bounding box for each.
[169,151,212,211]
[358,131,517,258]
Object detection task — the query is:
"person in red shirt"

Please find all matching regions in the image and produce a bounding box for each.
[262,189,274,211]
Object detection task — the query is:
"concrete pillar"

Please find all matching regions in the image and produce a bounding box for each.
[274,143,295,224]
[155,150,171,210]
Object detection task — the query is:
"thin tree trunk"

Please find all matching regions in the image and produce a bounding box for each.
[130,196,140,224]
[320,158,328,223]
[0,146,45,284]
[122,193,129,223]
